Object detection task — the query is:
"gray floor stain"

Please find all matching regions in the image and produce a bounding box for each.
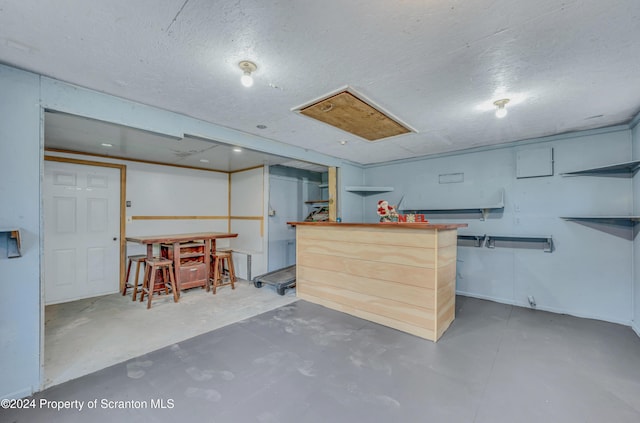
[171,343,192,362]
[218,370,235,381]
[185,387,222,402]
[126,360,153,379]
[253,351,288,366]
[284,325,298,334]
[349,354,365,368]
[296,360,316,377]
[375,394,401,408]
[186,366,235,381]
[312,329,354,346]
[186,366,213,381]
[256,411,280,423]
[55,317,92,337]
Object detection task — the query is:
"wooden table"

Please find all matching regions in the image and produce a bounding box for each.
[126,232,238,294]
[287,222,466,341]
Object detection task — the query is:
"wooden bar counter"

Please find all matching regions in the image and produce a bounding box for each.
[287,222,467,341]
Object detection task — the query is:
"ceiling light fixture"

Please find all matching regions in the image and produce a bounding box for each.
[233,147,242,153]
[493,98,510,118]
[199,159,209,163]
[239,60,257,87]
[100,143,113,147]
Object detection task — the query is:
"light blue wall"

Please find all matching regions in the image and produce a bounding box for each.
[364,128,635,325]
[632,115,640,337]
[267,166,323,271]
[339,164,366,223]
[0,64,364,399]
[0,66,42,398]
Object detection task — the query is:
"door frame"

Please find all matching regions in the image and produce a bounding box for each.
[43,155,127,294]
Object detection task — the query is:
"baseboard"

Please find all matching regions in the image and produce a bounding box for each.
[455,290,631,327]
[1,385,34,400]
[455,290,515,308]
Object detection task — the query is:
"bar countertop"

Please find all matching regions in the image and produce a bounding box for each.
[286,221,468,230]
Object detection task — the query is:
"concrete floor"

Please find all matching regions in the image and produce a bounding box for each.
[5,295,640,422]
[44,279,297,388]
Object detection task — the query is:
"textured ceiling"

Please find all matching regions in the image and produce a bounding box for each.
[1,0,640,166]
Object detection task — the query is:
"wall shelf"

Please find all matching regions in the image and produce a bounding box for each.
[561,216,640,226]
[561,215,640,223]
[457,234,486,247]
[400,188,505,221]
[486,235,554,253]
[561,217,640,239]
[560,161,640,238]
[305,199,329,204]
[344,186,394,195]
[457,233,553,252]
[560,160,640,177]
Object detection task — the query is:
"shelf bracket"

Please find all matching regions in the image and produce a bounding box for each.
[485,235,554,253]
[457,234,486,247]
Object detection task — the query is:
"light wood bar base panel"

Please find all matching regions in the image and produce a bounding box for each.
[289,222,466,342]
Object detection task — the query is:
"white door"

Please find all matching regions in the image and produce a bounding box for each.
[44,161,120,304]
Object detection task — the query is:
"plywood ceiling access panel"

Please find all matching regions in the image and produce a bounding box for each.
[299,91,412,141]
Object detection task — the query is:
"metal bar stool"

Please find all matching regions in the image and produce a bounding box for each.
[122,254,147,301]
[139,257,178,309]
[209,250,236,294]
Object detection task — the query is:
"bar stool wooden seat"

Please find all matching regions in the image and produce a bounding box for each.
[209,250,236,294]
[122,254,147,301]
[139,257,178,309]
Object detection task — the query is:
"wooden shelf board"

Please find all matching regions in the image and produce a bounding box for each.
[179,252,205,259]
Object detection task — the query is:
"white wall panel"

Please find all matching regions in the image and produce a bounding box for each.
[126,163,228,217]
[230,220,265,278]
[230,167,266,278]
[231,168,263,216]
